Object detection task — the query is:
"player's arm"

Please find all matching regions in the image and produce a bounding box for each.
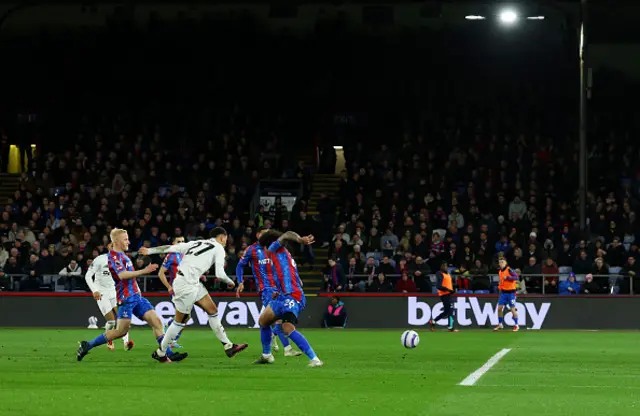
[84,265,99,293]
[158,254,173,292]
[140,242,192,256]
[235,247,252,285]
[276,231,314,246]
[505,267,519,281]
[109,256,158,280]
[213,245,235,287]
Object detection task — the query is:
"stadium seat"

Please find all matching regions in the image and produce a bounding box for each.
[474,290,490,294]
[609,267,622,274]
[458,290,473,294]
[558,266,572,274]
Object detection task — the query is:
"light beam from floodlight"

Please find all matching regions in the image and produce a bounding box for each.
[465,15,486,20]
[499,9,518,24]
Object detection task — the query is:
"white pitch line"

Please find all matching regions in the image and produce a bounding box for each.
[458,348,512,386]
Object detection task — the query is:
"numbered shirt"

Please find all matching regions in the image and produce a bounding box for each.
[267,240,304,302]
[166,239,230,285]
[85,253,116,297]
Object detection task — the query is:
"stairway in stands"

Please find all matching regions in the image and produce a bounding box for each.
[0,174,20,205]
[296,172,341,292]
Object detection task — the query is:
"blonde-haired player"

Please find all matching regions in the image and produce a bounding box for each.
[84,245,134,351]
[77,228,188,363]
[139,227,248,361]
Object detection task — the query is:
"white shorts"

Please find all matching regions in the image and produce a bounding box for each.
[96,294,118,317]
[173,279,209,314]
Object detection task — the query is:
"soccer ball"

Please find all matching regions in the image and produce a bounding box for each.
[401,330,420,349]
[88,316,98,329]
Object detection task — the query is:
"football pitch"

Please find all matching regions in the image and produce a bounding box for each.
[0,328,639,415]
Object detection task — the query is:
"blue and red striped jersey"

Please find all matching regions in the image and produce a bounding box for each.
[236,242,277,292]
[108,250,140,302]
[267,240,304,302]
[162,252,183,285]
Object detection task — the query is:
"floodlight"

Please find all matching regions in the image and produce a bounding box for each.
[499,9,518,24]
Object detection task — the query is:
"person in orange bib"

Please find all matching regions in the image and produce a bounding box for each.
[429,261,459,332]
[494,257,520,332]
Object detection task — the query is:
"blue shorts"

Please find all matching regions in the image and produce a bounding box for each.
[270,295,305,320]
[118,294,154,320]
[498,292,517,309]
[261,288,278,308]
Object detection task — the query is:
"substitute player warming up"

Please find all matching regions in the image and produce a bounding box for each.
[494,256,520,332]
[428,261,459,332]
[77,228,188,363]
[236,226,302,357]
[140,227,248,361]
[253,230,323,367]
[84,250,133,351]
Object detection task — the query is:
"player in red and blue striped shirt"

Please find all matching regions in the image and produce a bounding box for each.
[236,227,301,357]
[77,228,187,363]
[158,237,185,348]
[253,230,323,367]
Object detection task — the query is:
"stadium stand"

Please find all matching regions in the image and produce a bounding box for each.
[1,4,639,297]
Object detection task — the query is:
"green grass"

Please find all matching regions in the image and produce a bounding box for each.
[0,328,639,415]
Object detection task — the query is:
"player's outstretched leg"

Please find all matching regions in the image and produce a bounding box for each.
[197,295,247,358]
[142,308,188,363]
[273,321,302,357]
[105,320,116,350]
[254,325,275,364]
[270,324,280,352]
[122,331,134,351]
[78,320,129,361]
[166,318,183,348]
[282,323,322,367]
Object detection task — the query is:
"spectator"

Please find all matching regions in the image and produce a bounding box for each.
[542,257,559,287]
[324,258,345,292]
[368,272,393,292]
[620,256,640,294]
[409,256,432,293]
[607,237,626,267]
[366,228,381,254]
[583,273,604,294]
[380,228,399,251]
[470,259,490,291]
[454,264,471,290]
[395,273,418,293]
[379,256,395,277]
[448,206,464,229]
[557,241,574,267]
[323,296,347,328]
[559,273,581,295]
[591,257,610,292]
[573,251,592,274]
[363,256,377,278]
[509,196,527,219]
[58,259,82,291]
[523,256,542,293]
[345,257,364,292]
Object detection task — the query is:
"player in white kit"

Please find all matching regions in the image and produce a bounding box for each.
[85,250,134,351]
[139,227,248,361]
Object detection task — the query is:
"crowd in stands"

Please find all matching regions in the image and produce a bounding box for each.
[2,7,640,297]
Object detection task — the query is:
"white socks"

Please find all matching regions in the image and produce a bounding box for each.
[105,320,116,331]
[161,321,185,353]
[123,332,129,344]
[208,313,232,349]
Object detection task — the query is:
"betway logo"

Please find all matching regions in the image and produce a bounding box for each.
[131,301,264,328]
[408,297,551,330]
